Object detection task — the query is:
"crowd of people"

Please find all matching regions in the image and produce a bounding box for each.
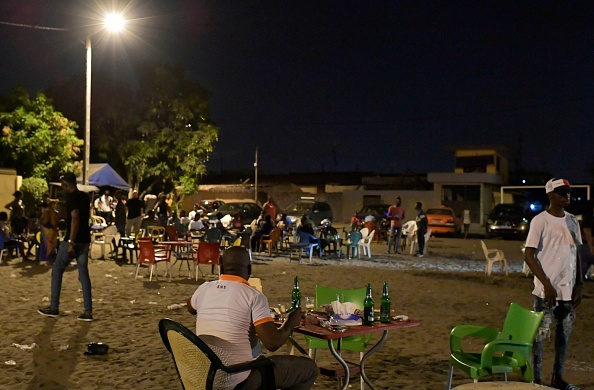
[0,173,591,389]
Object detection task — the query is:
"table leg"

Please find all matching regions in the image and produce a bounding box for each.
[327,338,349,390]
[359,330,389,389]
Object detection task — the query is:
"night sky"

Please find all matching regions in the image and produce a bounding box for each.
[1,1,593,182]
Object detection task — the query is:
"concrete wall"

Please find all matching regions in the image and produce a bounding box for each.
[0,169,21,214]
[178,184,441,226]
[341,190,441,224]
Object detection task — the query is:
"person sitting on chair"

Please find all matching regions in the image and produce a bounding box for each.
[187,247,318,389]
[251,214,273,252]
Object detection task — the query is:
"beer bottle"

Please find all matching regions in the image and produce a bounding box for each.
[290,276,301,310]
[363,283,374,326]
[380,281,391,323]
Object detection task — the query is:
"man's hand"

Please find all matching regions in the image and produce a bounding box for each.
[285,308,305,329]
[543,282,557,309]
[572,283,583,308]
[67,242,76,258]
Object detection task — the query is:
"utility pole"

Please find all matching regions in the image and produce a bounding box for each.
[254,147,258,203]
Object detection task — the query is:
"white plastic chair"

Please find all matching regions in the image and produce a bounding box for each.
[480,240,508,276]
[358,229,375,258]
[409,229,432,255]
[91,225,118,259]
[401,220,417,252]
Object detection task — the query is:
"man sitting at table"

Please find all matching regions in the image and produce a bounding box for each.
[187,247,318,389]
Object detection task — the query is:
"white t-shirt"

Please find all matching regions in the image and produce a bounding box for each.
[525,210,582,301]
[190,275,273,388]
[189,220,205,231]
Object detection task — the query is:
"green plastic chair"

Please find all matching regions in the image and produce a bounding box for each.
[446,302,544,389]
[341,231,362,259]
[305,286,371,388]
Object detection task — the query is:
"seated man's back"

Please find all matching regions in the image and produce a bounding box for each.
[187,247,317,390]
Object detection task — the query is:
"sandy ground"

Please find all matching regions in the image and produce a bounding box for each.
[1,236,593,389]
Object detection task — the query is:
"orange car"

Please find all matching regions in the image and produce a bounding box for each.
[425,206,461,235]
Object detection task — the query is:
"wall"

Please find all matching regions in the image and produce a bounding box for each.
[0,169,21,214]
[341,190,441,224]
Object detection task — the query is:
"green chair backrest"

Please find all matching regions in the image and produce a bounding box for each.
[315,285,367,311]
[347,231,362,247]
[499,302,544,344]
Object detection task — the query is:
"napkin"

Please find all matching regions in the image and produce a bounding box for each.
[331,301,358,317]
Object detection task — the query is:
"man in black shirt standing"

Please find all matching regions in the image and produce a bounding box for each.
[125,190,144,236]
[38,172,93,321]
[415,201,428,257]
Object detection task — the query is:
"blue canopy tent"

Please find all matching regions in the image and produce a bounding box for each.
[78,163,130,191]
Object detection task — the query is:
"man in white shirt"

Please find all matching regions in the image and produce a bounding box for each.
[187,247,317,389]
[94,190,114,223]
[524,178,583,390]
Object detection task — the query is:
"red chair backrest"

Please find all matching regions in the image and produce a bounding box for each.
[165,225,179,241]
[197,242,220,265]
[138,238,155,265]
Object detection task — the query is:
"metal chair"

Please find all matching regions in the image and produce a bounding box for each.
[159,318,275,390]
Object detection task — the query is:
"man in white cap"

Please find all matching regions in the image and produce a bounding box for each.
[524,178,583,390]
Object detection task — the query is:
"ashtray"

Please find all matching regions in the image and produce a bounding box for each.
[330,325,348,332]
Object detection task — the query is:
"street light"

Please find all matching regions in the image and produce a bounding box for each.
[83,13,126,185]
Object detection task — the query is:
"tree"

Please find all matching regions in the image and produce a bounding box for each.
[0,88,82,180]
[122,62,218,195]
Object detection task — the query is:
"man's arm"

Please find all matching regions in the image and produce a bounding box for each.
[187,297,197,315]
[524,247,557,307]
[255,309,304,352]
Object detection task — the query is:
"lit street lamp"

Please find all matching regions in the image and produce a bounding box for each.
[83,13,126,185]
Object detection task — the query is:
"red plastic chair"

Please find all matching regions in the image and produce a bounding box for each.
[136,237,172,281]
[192,242,221,281]
[165,225,180,241]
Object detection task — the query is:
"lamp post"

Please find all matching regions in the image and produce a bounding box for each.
[82,13,125,185]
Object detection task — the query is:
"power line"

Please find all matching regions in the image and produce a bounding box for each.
[0,20,68,31]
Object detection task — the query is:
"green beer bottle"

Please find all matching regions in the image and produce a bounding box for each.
[363,283,374,326]
[290,276,301,311]
[380,281,391,323]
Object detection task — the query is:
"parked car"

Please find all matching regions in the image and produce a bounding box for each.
[210,202,262,227]
[196,199,224,215]
[486,204,533,239]
[425,206,461,235]
[285,200,333,226]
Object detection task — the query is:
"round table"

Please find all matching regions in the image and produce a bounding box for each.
[454,382,555,390]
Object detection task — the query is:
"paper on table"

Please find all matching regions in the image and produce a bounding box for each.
[331,300,358,316]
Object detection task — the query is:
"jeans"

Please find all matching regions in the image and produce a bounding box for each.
[532,296,575,384]
[50,241,92,313]
[238,355,318,390]
[387,226,402,253]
